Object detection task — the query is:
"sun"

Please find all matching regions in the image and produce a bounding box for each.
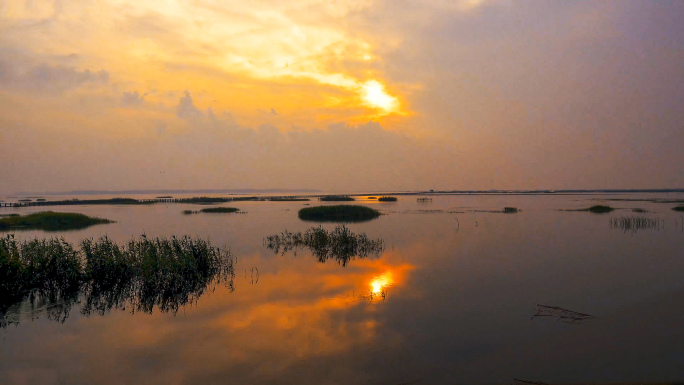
[360,80,399,113]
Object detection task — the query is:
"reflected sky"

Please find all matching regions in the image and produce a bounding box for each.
[1,194,684,384]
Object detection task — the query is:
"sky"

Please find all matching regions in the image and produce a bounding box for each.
[1,0,683,193]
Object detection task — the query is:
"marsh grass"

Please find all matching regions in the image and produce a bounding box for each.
[562,205,615,214]
[503,207,519,213]
[182,210,199,215]
[0,212,113,231]
[610,216,663,233]
[267,198,310,201]
[264,225,384,266]
[673,206,684,212]
[199,207,239,213]
[299,205,381,222]
[319,195,355,202]
[378,196,398,202]
[417,197,432,202]
[0,235,234,327]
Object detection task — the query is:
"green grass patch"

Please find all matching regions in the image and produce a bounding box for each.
[265,225,384,266]
[0,212,113,231]
[319,195,355,201]
[378,196,398,202]
[1,234,234,327]
[199,207,239,213]
[298,205,381,222]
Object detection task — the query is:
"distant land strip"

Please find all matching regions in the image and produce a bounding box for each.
[2,189,683,208]
[13,188,322,196]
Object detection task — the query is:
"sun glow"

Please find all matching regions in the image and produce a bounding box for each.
[370,271,394,294]
[360,80,400,113]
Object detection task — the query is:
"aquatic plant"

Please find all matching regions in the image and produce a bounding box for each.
[298,205,381,222]
[0,212,113,231]
[673,206,684,212]
[181,210,199,215]
[268,198,310,201]
[367,196,377,199]
[0,235,234,327]
[503,207,519,213]
[264,225,385,266]
[200,207,240,213]
[417,197,432,202]
[610,216,663,233]
[319,195,355,201]
[586,205,615,213]
[378,196,398,202]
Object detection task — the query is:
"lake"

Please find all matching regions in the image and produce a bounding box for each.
[1,193,683,384]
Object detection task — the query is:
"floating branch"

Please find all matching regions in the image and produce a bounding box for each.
[531,304,595,324]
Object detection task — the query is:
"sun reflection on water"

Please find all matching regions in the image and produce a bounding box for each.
[370,272,394,295]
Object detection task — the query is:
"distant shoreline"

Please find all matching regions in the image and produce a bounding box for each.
[6,188,684,197]
[12,188,322,196]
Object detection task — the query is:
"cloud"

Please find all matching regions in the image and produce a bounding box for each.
[121,91,147,107]
[0,56,108,94]
[176,91,203,120]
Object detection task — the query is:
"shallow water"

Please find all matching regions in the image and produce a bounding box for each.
[1,193,684,384]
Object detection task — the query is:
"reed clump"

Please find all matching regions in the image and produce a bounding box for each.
[264,225,385,266]
[199,207,239,213]
[610,216,662,233]
[319,195,355,202]
[298,205,381,222]
[0,235,234,326]
[0,212,113,231]
[673,206,684,212]
[378,196,398,202]
[503,207,519,213]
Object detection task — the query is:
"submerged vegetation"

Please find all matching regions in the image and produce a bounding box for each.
[610,216,663,233]
[0,212,113,231]
[298,205,381,222]
[264,225,385,266]
[319,195,355,201]
[199,207,240,213]
[378,196,398,202]
[562,205,616,214]
[0,234,234,327]
[586,205,615,213]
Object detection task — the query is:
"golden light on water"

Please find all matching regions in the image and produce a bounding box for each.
[370,271,394,294]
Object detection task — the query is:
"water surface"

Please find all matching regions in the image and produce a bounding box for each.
[1,194,683,384]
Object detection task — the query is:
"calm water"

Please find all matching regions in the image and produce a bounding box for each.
[1,194,684,384]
